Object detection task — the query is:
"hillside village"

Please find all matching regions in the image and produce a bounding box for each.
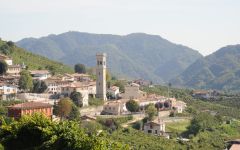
[0,52,187,137]
[0,48,240,149]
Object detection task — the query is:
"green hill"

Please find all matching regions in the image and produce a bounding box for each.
[173,45,240,91]
[16,32,202,83]
[0,39,73,74]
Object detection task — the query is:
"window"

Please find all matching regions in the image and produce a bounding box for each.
[150,124,153,129]
[148,130,152,133]
[100,61,102,65]
[155,130,158,134]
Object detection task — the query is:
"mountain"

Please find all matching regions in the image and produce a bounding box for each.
[16,31,202,83]
[0,39,73,74]
[173,45,240,91]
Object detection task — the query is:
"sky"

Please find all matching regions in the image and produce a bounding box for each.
[0,0,240,56]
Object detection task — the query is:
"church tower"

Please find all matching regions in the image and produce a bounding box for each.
[96,53,107,101]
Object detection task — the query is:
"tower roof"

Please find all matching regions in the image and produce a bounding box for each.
[96,53,107,57]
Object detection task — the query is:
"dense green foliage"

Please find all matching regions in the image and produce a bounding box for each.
[0,39,73,74]
[16,31,202,82]
[0,114,128,150]
[126,99,139,112]
[0,60,7,75]
[18,70,33,91]
[173,44,240,91]
[145,104,157,121]
[88,97,104,106]
[55,98,72,120]
[109,128,187,150]
[143,85,240,119]
[32,80,47,93]
[97,115,133,131]
[70,91,82,107]
[68,103,81,121]
[74,63,86,74]
[141,85,240,149]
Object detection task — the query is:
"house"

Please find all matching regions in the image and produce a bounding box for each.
[72,73,92,82]
[0,82,18,100]
[192,90,220,100]
[122,83,147,99]
[7,65,21,76]
[62,73,75,81]
[7,101,53,120]
[102,100,128,115]
[133,79,151,86]
[0,54,12,65]
[0,54,21,76]
[30,70,51,80]
[61,82,89,107]
[107,86,120,99]
[45,78,71,94]
[143,120,166,136]
[0,75,19,86]
[172,101,187,113]
[86,81,96,97]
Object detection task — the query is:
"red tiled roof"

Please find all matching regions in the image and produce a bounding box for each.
[7,102,52,109]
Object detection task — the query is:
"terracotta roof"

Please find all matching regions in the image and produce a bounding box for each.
[7,102,52,109]
[8,65,21,68]
[144,120,165,126]
[30,70,50,75]
[72,73,90,77]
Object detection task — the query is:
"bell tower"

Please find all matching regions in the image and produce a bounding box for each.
[96,53,107,101]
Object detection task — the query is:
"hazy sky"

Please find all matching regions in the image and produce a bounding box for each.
[0,0,240,55]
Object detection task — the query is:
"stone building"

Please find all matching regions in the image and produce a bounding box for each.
[122,83,147,99]
[96,53,107,101]
[143,120,166,136]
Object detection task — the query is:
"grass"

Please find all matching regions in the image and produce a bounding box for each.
[166,120,190,134]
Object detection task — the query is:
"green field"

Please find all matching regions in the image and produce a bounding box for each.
[166,120,190,134]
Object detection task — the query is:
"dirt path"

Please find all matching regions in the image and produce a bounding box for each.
[121,115,145,128]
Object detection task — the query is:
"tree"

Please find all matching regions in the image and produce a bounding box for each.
[114,81,125,93]
[18,70,33,91]
[145,104,157,121]
[70,91,82,107]
[106,69,111,81]
[74,63,86,74]
[56,98,72,120]
[126,99,139,112]
[45,65,56,75]
[0,60,7,75]
[32,80,47,93]
[187,112,221,135]
[0,114,127,150]
[68,103,80,121]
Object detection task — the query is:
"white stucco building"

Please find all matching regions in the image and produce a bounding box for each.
[0,83,18,100]
[30,70,51,80]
